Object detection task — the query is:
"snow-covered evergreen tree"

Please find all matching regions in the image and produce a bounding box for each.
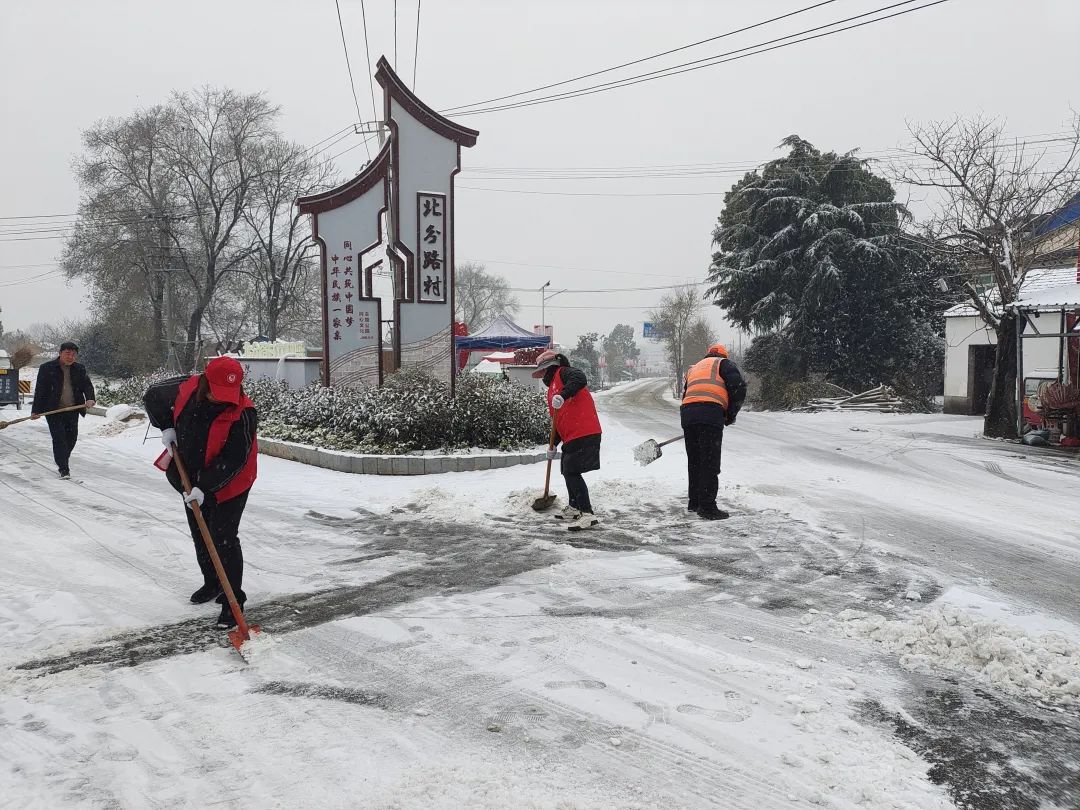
[705,136,954,398]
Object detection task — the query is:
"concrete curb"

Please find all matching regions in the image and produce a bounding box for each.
[87,405,545,476]
[257,437,547,475]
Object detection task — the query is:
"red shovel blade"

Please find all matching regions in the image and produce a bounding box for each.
[228,623,261,652]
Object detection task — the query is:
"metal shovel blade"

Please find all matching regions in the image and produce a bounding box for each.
[532,494,557,511]
[229,623,263,657]
[633,439,662,466]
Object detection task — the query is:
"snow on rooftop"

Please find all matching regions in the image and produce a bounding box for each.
[1011,282,1080,312]
[944,267,1078,317]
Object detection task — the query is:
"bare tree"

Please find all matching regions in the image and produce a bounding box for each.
[898,113,1080,437]
[454,262,520,329]
[239,138,335,340]
[160,88,279,366]
[62,105,177,364]
[682,317,717,372]
[65,88,280,369]
[647,285,704,388]
[201,272,257,351]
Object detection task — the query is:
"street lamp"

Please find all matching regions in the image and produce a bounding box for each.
[539,280,550,346]
[539,282,566,348]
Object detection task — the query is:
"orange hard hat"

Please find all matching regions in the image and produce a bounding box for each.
[706,343,728,358]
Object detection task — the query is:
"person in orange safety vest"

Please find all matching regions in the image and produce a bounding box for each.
[681,343,746,520]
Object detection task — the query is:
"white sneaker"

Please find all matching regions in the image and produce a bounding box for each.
[554,505,582,521]
[567,513,599,532]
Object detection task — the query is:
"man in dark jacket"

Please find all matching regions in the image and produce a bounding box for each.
[144,357,258,629]
[680,343,746,520]
[31,341,96,479]
[532,350,603,531]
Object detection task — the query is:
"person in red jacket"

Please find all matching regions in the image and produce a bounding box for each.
[532,350,602,531]
[143,357,258,628]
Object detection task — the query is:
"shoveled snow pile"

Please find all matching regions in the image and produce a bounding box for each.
[834,605,1080,705]
[104,403,135,422]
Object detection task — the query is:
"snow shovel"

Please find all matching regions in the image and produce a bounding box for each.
[0,402,88,430]
[531,421,559,512]
[170,444,262,656]
[633,434,684,467]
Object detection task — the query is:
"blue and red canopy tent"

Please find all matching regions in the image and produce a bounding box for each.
[454,315,551,369]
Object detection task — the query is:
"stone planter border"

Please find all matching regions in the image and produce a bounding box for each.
[257,437,546,475]
[87,405,545,475]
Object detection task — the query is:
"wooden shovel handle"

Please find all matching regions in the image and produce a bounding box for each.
[170,445,253,641]
[38,403,91,417]
[0,402,89,429]
[542,420,558,498]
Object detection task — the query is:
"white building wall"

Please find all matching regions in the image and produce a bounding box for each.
[944,314,1066,413]
[944,315,994,405]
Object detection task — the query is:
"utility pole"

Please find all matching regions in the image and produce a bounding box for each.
[159,219,180,373]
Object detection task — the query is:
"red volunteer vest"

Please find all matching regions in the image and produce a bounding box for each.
[548,367,602,444]
[164,374,258,502]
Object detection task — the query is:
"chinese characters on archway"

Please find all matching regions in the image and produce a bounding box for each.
[328,240,373,343]
[417,193,447,303]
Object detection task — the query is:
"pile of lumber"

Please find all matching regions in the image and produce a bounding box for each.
[803,384,905,413]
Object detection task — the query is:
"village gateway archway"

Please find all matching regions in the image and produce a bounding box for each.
[297,57,478,391]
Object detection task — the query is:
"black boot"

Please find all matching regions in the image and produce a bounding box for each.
[190,581,223,604]
[215,601,244,629]
[697,506,730,521]
[214,590,246,628]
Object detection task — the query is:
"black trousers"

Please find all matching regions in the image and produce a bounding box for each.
[564,472,593,514]
[684,423,724,511]
[46,412,80,474]
[184,490,248,605]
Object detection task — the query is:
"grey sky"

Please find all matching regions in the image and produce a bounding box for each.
[2,0,1078,352]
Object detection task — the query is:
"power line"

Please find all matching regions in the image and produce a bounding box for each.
[304,123,361,156]
[461,140,1077,180]
[517,302,672,311]
[0,129,1070,227]
[0,270,66,287]
[441,0,843,113]
[463,257,699,280]
[458,185,728,198]
[328,133,382,162]
[498,281,707,294]
[359,0,379,122]
[0,234,73,242]
[451,0,931,116]
[333,0,372,160]
[413,0,422,91]
[463,134,1076,173]
[449,0,953,117]
[308,129,358,160]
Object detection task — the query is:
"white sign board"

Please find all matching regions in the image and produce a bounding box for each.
[417,192,447,303]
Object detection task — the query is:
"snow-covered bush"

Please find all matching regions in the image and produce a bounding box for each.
[96,368,176,407]
[452,372,549,450]
[99,366,548,452]
[250,369,547,453]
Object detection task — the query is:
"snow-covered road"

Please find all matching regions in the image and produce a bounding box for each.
[603,379,1080,625]
[1,383,1078,808]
